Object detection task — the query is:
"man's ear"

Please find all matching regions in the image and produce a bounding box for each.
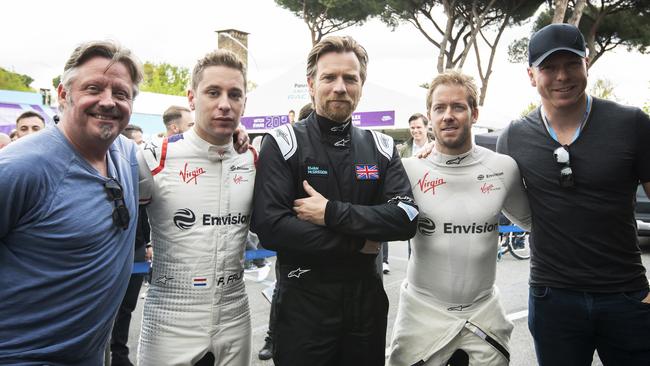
[307,77,315,98]
[187,89,195,110]
[527,67,537,87]
[57,83,68,109]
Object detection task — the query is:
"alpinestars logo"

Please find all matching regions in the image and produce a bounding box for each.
[418,217,436,236]
[418,171,446,195]
[174,208,196,230]
[288,268,311,278]
[144,141,159,159]
[334,138,350,147]
[446,155,467,165]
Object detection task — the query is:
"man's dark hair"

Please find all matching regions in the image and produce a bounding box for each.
[163,106,191,127]
[121,124,143,139]
[16,111,45,126]
[408,113,428,126]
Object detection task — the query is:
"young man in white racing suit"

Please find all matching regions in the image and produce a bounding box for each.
[388,71,531,366]
[137,49,256,366]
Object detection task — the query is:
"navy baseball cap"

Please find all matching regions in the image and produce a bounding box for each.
[528,23,586,67]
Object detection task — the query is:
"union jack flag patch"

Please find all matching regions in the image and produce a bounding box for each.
[355,165,379,180]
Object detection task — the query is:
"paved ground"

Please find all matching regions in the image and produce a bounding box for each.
[122,237,650,365]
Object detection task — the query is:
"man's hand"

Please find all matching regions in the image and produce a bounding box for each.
[359,240,381,254]
[145,246,153,261]
[233,125,250,153]
[643,292,650,304]
[293,180,328,226]
[416,141,435,158]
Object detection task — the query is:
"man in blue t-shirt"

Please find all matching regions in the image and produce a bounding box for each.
[497,23,650,365]
[0,40,144,366]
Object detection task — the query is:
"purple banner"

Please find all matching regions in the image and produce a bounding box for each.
[0,103,22,109]
[241,110,395,131]
[0,125,13,134]
[351,110,394,128]
[241,115,291,130]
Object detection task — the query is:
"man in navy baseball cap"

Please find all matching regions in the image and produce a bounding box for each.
[497,22,650,366]
[528,23,586,67]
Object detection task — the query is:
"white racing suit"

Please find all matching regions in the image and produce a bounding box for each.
[388,145,531,366]
[136,129,256,366]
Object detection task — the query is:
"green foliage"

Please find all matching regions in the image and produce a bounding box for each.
[140,62,190,96]
[382,0,543,105]
[276,0,386,44]
[276,0,385,20]
[589,78,617,100]
[0,67,35,91]
[520,101,538,117]
[507,37,529,63]
[52,75,61,89]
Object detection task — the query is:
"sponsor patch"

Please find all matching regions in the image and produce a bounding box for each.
[417,172,446,195]
[443,222,498,234]
[417,217,435,236]
[179,163,206,184]
[306,165,328,176]
[230,164,252,172]
[173,208,196,230]
[233,174,248,184]
[355,164,379,180]
[480,182,502,194]
[477,172,504,181]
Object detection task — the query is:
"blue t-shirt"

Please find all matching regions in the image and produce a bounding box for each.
[0,127,138,365]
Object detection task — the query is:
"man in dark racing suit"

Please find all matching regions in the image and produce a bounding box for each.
[252,35,418,366]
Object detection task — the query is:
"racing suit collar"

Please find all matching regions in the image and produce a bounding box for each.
[315,113,351,147]
[428,144,478,167]
[185,128,235,162]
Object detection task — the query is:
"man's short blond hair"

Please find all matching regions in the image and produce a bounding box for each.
[426,70,479,112]
[191,49,246,91]
[306,36,369,84]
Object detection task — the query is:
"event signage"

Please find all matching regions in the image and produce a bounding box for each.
[241,110,395,131]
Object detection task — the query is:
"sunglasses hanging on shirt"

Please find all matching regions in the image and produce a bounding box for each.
[104,178,130,230]
[553,145,574,188]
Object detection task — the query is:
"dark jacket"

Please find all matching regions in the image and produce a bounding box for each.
[252,113,418,269]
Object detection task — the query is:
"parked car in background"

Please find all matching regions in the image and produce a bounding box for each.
[636,184,650,236]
